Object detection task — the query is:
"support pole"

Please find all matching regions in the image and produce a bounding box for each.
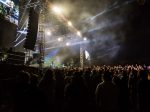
[80,45,84,68]
[38,3,45,70]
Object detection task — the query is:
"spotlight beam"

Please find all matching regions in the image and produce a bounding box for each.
[14,38,26,47]
[82,0,135,22]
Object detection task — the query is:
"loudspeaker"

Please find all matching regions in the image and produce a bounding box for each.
[0,18,17,49]
[24,7,39,50]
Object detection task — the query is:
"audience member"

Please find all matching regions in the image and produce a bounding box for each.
[95,71,121,112]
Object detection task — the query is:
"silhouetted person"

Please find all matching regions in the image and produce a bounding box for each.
[138,70,150,112]
[128,70,138,112]
[64,71,88,112]
[39,69,55,112]
[95,71,121,112]
[27,74,48,112]
[14,71,48,112]
[55,69,65,112]
[0,87,1,107]
[120,71,130,112]
[14,71,30,112]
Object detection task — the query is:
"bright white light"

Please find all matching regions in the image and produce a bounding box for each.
[57,37,63,42]
[68,21,72,26]
[46,31,51,36]
[83,37,87,41]
[17,30,27,34]
[85,50,90,60]
[52,6,62,14]
[14,38,26,47]
[77,31,81,36]
[66,42,70,46]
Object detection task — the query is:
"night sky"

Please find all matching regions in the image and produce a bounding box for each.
[51,0,150,64]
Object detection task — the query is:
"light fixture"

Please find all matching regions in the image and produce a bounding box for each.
[77,31,81,36]
[52,6,62,14]
[57,37,63,42]
[68,21,72,26]
[46,31,51,36]
[66,42,70,46]
[83,37,87,41]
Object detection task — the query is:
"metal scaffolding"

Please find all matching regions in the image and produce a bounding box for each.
[21,0,46,69]
[80,45,84,68]
[37,1,46,70]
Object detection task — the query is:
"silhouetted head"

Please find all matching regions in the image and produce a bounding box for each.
[72,71,83,83]
[140,70,148,80]
[102,71,113,82]
[44,69,54,81]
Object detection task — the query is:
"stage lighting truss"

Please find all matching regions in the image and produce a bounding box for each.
[24,1,41,9]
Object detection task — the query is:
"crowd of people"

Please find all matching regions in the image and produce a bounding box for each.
[0,63,150,112]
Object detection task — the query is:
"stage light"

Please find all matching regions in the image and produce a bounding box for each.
[68,21,72,26]
[46,31,51,36]
[66,42,70,46]
[83,37,87,41]
[77,31,81,36]
[52,6,62,14]
[58,37,63,42]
